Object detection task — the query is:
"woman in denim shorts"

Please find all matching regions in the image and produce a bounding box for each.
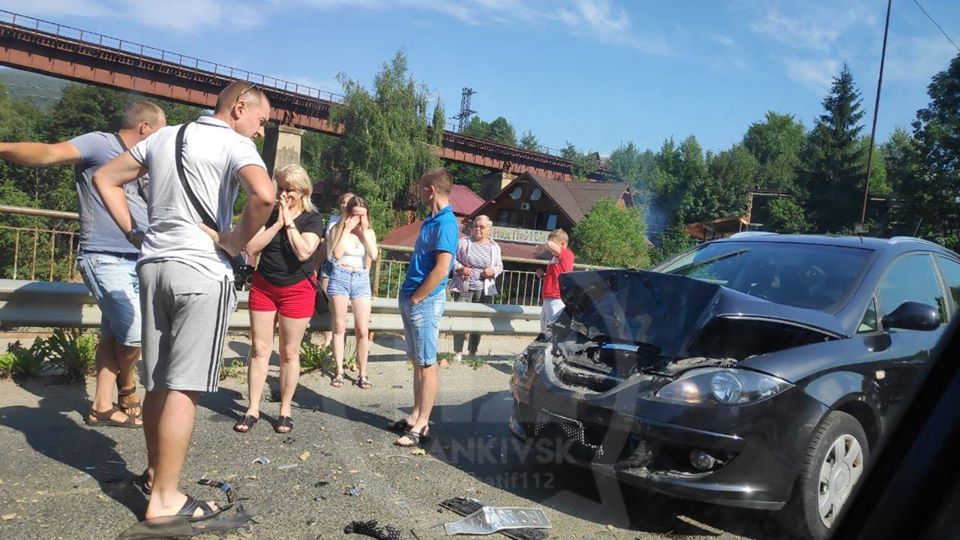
[326,196,379,389]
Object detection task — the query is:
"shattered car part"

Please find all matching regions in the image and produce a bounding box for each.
[438,498,547,540]
[252,456,270,465]
[444,506,551,536]
[344,519,402,540]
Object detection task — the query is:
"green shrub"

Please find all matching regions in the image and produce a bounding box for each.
[0,351,14,378]
[7,340,46,378]
[41,328,98,383]
[219,357,246,380]
[300,335,333,373]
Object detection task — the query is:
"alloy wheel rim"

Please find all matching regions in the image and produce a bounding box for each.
[817,433,864,528]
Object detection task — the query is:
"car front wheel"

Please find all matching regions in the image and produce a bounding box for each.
[781,411,869,540]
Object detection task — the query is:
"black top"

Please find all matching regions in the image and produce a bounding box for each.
[256,209,325,286]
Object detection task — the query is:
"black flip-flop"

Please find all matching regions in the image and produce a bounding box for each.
[274,416,293,434]
[233,415,258,433]
[176,494,225,522]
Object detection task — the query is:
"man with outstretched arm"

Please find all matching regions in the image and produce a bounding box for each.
[0,101,166,428]
[94,81,275,521]
[390,168,459,447]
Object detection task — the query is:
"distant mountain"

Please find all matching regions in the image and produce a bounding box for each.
[0,68,69,109]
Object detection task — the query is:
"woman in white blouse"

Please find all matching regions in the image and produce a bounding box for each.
[449,215,503,360]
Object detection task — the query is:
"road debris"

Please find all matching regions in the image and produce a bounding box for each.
[439,498,549,540]
[277,464,299,470]
[299,451,311,461]
[411,449,426,456]
[2,514,16,521]
[252,456,270,465]
[344,486,362,497]
[344,519,402,540]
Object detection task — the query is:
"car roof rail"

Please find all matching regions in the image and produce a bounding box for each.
[728,231,778,239]
[888,236,945,249]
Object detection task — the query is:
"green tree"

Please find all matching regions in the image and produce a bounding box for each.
[882,128,923,235]
[650,220,694,266]
[570,198,649,268]
[519,130,540,151]
[430,98,445,146]
[766,198,810,233]
[330,51,438,235]
[463,116,516,146]
[911,52,960,244]
[742,111,806,194]
[802,64,866,232]
[560,141,599,180]
[706,144,759,218]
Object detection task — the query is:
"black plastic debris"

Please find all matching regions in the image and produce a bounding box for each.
[282,436,296,444]
[315,481,330,488]
[344,520,402,540]
[439,498,548,540]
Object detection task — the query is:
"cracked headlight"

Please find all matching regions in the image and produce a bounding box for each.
[655,368,792,405]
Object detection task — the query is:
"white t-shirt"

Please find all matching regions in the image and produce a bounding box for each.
[129,116,267,281]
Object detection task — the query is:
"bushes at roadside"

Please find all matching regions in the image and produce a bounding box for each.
[0,330,98,382]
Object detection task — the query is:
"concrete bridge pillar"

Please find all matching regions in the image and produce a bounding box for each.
[262,124,305,175]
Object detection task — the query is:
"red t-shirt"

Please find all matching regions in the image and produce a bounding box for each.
[542,247,575,299]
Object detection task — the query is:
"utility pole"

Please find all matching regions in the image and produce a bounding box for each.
[451,87,476,133]
[861,0,893,226]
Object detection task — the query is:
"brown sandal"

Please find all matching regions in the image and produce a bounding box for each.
[118,385,142,418]
[85,406,142,428]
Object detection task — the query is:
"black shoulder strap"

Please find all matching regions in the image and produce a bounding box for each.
[175,123,220,233]
[113,132,148,202]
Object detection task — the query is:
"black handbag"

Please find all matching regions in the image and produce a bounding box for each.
[174,123,253,290]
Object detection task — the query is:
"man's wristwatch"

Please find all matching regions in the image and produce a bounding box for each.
[124,229,138,242]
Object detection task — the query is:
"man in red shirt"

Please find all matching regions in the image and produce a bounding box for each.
[537,229,575,336]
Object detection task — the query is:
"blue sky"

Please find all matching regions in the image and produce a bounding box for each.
[1,0,958,155]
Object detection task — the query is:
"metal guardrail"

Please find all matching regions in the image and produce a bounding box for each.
[0,207,612,305]
[0,279,543,335]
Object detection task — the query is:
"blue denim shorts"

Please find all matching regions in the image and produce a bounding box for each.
[319,259,334,279]
[399,290,446,366]
[326,263,372,299]
[76,251,141,347]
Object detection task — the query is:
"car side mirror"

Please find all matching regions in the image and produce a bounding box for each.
[882,301,941,332]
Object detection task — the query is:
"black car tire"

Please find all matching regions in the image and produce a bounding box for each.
[781,411,870,540]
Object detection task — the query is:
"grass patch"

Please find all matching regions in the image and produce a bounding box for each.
[219,358,247,380]
[7,340,47,378]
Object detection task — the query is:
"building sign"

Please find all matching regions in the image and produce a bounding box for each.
[491,226,550,245]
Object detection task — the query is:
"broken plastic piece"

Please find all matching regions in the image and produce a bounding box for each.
[444,507,550,536]
[252,456,270,465]
[344,519,402,540]
[344,486,362,497]
[439,498,548,540]
[277,464,299,470]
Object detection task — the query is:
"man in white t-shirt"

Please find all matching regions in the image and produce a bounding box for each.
[94,81,275,522]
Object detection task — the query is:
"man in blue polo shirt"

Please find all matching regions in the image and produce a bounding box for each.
[391,168,458,447]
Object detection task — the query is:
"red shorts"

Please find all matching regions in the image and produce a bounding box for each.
[248,271,316,319]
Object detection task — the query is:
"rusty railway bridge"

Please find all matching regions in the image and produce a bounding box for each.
[0,10,607,182]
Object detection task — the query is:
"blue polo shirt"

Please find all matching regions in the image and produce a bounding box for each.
[401,204,459,297]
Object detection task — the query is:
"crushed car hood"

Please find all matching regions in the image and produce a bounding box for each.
[558,270,846,359]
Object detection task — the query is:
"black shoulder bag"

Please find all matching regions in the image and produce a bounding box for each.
[290,214,331,317]
[174,123,254,291]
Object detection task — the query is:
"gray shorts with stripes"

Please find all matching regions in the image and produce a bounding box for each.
[138,260,236,393]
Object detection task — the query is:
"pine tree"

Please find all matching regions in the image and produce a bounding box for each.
[802,64,866,232]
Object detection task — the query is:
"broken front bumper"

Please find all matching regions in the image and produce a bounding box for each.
[509,347,827,510]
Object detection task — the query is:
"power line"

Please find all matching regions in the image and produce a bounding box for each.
[913,0,960,53]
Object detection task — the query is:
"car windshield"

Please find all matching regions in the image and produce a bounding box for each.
[657,241,874,311]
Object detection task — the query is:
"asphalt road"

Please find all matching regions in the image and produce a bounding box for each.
[0,333,782,539]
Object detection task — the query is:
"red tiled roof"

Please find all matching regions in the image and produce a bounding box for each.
[382,219,545,262]
[449,185,485,216]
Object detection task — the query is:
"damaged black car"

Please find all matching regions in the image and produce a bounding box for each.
[510,234,960,539]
